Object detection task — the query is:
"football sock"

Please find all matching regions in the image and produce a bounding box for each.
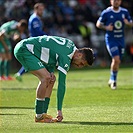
[43,97,50,113]
[4,60,10,77]
[35,98,45,115]
[0,60,4,77]
[110,70,118,82]
[18,66,25,76]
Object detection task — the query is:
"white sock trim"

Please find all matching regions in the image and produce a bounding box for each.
[36,98,45,101]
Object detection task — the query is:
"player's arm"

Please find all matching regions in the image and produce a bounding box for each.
[13,33,21,42]
[124,11,133,27]
[0,32,9,52]
[96,21,113,31]
[123,19,133,27]
[32,18,47,36]
[57,70,66,122]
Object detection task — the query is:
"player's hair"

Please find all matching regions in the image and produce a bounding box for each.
[19,19,27,28]
[79,48,94,65]
[34,3,44,10]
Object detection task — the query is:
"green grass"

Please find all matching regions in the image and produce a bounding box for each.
[0,67,133,133]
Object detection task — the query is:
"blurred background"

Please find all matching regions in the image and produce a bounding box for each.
[0,0,133,70]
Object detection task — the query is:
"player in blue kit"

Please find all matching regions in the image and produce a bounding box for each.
[96,0,133,89]
[15,3,47,81]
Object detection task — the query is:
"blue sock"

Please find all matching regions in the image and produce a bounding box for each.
[18,66,25,76]
[110,71,118,82]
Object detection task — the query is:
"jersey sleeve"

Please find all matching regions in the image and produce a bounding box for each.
[57,70,66,110]
[97,10,106,25]
[125,10,132,23]
[32,18,46,36]
[56,56,70,110]
[57,56,70,75]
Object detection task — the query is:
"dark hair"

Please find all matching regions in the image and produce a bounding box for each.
[34,3,44,10]
[19,19,27,28]
[79,48,94,65]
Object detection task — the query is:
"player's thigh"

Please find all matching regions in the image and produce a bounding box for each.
[31,68,51,81]
[106,43,119,57]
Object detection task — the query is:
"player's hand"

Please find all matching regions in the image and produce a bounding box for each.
[123,18,133,27]
[123,18,129,24]
[50,73,56,83]
[105,23,113,31]
[56,110,63,122]
[13,34,21,42]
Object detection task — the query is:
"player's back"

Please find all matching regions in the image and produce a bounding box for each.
[24,35,76,57]
[0,20,18,38]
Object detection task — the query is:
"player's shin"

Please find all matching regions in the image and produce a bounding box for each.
[0,59,4,79]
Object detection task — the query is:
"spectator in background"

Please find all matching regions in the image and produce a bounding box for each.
[0,19,27,81]
[96,0,133,89]
[15,3,47,81]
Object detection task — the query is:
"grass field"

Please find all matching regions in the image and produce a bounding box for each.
[0,67,133,133]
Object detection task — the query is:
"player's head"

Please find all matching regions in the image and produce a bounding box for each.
[34,3,44,17]
[72,48,94,68]
[110,0,122,9]
[17,19,27,33]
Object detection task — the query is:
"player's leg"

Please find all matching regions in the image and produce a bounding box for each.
[31,69,57,123]
[4,40,13,80]
[106,44,120,89]
[44,73,56,113]
[0,45,6,80]
[4,52,14,80]
[0,53,5,80]
[109,55,120,89]
[14,45,57,123]
[14,66,25,82]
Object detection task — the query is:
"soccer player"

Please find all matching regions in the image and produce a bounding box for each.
[14,35,94,123]
[96,0,133,89]
[0,19,27,81]
[15,3,47,81]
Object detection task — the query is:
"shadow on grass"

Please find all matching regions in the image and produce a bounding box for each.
[0,113,25,115]
[1,88,57,91]
[0,106,34,109]
[62,121,133,126]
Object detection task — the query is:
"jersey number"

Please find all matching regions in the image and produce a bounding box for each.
[46,36,66,45]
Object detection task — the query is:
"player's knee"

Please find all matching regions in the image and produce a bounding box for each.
[112,57,120,65]
[114,59,120,65]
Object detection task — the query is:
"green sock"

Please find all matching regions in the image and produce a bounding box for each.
[35,99,45,114]
[4,60,10,77]
[0,60,4,77]
[43,97,50,113]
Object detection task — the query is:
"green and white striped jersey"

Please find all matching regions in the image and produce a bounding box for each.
[23,35,77,75]
[0,20,18,38]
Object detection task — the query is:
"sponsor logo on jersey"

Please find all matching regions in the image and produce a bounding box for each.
[114,21,122,29]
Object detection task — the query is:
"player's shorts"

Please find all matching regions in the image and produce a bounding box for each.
[14,41,54,72]
[105,37,125,59]
[0,39,12,53]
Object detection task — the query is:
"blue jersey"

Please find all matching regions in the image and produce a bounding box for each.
[98,6,132,58]
[98,6,132,40]
[28,13,46,37]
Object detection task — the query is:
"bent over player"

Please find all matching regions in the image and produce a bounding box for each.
[0,19,27,80]
[96,0,133,89]
[14,35,94,123]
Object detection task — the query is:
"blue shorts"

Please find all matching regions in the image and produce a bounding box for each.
[105,37,125,59]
